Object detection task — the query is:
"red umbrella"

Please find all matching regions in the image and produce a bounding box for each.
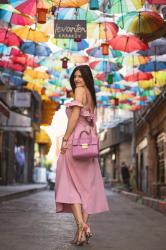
[10,48,24,56]
[147,0,166,3]
[0,28,22,46]
[108,35,149,52]
[95,73,106,81]
[11,55,39,68]
[124,72,153,82]
[0,60,25,71]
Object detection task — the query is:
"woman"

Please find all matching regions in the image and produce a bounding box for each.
[55,65,109,246]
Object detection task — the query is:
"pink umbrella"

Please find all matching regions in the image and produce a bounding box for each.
[0,28,22,46]
[108,35,149,52]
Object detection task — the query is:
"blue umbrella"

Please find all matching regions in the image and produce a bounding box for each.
[21,42,52,56]
[0,67,23,77]
[86,46,122,59]
[0,72,26,86]
[0,44,8,55]
[139,61,166,72]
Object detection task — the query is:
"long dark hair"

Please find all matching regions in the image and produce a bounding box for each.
[70,65,97,107]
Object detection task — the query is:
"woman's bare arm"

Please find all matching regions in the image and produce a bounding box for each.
[63,87,84,140]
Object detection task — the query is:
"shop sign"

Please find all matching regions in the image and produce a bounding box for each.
[54,20,87,39]
[12,92,31,108]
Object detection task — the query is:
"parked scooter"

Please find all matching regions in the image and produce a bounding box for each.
[47,168,56,190]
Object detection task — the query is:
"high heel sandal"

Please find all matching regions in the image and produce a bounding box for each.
[76,223,87,246]
[84,224,93,244]
[76,223,93,246]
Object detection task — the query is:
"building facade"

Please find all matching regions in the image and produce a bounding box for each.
[135,88,166,198]
[99,119,133,183]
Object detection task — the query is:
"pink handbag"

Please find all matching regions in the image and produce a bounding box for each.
[72,129,99,159]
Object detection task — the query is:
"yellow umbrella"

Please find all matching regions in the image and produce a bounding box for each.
[139,76,166,89]
[35,129,51,144]
[24,69,50,79]
[139,80,154,89]
[152,71,166,87]
[121,55,150,67]
[35,129,51,154]
[53,0,88,7]
[12,26,49,42]
[23,75,48,84]
[24,82,44,93]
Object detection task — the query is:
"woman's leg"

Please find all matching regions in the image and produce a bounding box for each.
[82,211,89,223]
[71,204,86,244]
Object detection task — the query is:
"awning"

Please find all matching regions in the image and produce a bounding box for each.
[0,110,32,132]
[35,129,51,144]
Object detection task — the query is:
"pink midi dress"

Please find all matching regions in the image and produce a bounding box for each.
[55,100,109,214]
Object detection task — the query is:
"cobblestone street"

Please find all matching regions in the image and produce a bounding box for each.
[0,189,166,250]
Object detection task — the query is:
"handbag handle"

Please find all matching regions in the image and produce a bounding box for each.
[78,130,92,144]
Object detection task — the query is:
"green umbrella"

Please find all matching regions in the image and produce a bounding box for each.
[99,0,144,14]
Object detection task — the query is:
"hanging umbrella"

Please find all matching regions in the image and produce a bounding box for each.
[139,78,166,88]
[86,46,122,59]
[15,0,51,16]
[139,61,166,72]
[99,0,145,14]
[9,0,27,7]
[12,26,49,42]
[0,73,26,86]
[108,35,149,52]
[56,7,99,22]
[124,72,153,82]
[69,53,89,64]
[10,48,24,56]
[138,38,166,56]
[0,28,22,46]
[95,72,123,82]
[21,41,52,56]
[0,3,20,13]
[152,71,166,86]
[87,22,118,39]
[11,55,39,68]
[147,0,166,3]
[117,11,164,34]
[0,44,8,55]
[89,60,121,72]
[24,68,50,79]
[117,55,150,67]
[138,80,154,89]
[0,60,25,71]
[53,0,88,8]
[51,38,89,51]
[0,10,34,25]
[0,6,34,25]
[108,83,126,90]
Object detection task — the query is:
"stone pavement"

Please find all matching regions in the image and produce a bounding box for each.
[0,189,166,250]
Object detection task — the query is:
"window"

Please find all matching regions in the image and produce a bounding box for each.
[156,133,165,183]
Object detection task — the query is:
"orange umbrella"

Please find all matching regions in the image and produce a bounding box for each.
[53,0,88,7]
[12,26,49,42]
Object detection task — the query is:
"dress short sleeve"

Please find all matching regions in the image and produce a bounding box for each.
[65,100,84,108]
